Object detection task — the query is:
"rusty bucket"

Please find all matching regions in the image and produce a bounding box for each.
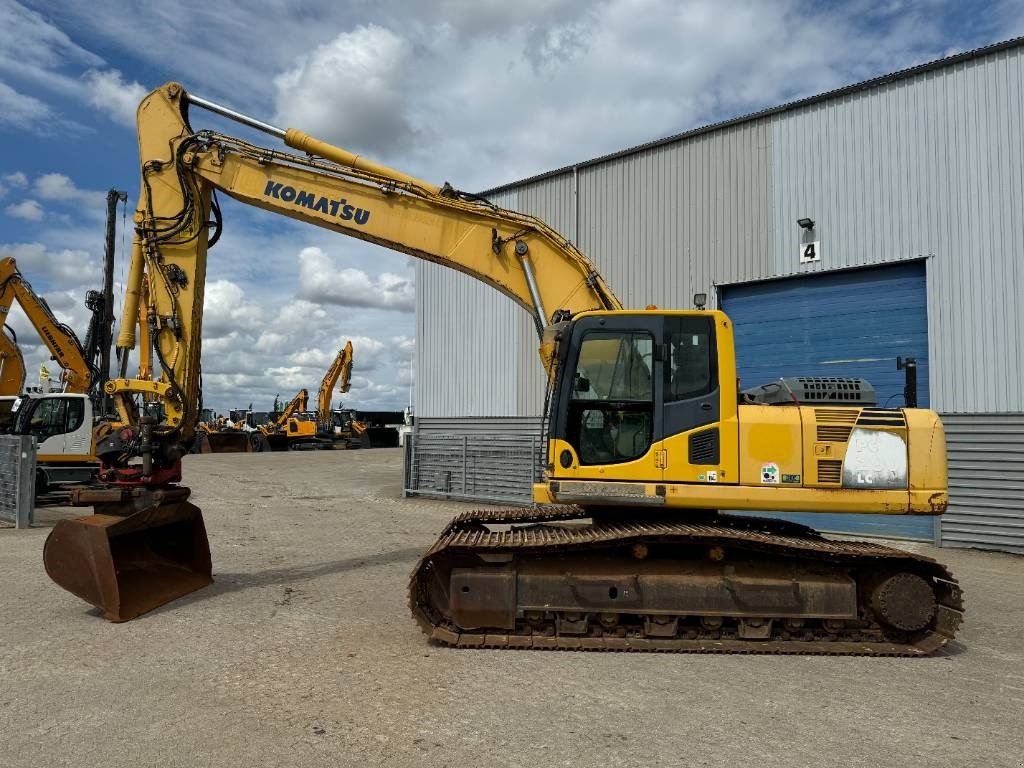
[43,493,212,622]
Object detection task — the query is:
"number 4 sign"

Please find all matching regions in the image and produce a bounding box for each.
[799,240,820,263]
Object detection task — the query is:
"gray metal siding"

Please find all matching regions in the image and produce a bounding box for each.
[940,414,1024,554]
[770,46,1024,413]
[415,188,530,418]
[576,122,773,310]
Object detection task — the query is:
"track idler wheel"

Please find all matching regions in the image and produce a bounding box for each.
[869,572,937,632]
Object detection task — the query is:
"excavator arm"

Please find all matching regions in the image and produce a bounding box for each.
[0,324,26,396]
[316,341,353,432]
[264,389,309,432]
[0,257,93,395]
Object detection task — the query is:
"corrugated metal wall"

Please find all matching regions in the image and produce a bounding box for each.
[770,45,1024,413]
[940,414,1024,554]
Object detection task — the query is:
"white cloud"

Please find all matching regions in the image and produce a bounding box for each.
[5,199,43,221]
[297,246,414,312]
[272,25,414,155]
[83,69,148,126]
[202,279,264,338]
[0,81,54,130]
[3,172,28,189]
[33,173,105,209]
[0,242,98,288]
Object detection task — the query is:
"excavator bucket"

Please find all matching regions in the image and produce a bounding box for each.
[202,431,256,453]
[43,490,212,622]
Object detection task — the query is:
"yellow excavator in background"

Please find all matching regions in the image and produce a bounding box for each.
[315,341,354,444]
[0,324,26,430]
[43,83,962,655]
[0,323,26,398]
[0,257,102,491]
[258,387,321,450]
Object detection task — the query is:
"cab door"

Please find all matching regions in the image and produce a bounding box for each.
[551,315,664,483]
[660,314,729,483]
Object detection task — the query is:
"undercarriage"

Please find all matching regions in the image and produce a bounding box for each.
[409,507,963,655]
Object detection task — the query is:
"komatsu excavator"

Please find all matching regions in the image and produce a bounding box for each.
[43,83,963,654]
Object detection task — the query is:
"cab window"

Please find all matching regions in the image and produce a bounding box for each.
[666,316,716,401]
[568,331,654,465]
[26,398,74,440]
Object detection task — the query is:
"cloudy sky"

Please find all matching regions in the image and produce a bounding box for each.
[1,0,1020,413]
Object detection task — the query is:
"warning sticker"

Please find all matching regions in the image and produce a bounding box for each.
[760,463,780,484]
[707,471,718,483]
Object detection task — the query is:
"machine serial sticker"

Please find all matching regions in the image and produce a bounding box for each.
[760,463,780,484]
[782,474,801,484]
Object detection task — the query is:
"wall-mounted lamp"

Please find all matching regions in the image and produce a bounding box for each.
[797,217,815,230]
[693,292,707,309]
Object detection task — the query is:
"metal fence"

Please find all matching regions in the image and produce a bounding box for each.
[0,435,35,528]
[404,433,543,504]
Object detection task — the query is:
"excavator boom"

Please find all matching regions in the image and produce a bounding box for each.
[316,341,353,434]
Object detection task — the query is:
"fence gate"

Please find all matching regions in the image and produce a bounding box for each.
[404,433,542,505]
[0,435,35,528]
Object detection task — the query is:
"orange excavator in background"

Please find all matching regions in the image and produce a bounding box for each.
[42,84,961,656]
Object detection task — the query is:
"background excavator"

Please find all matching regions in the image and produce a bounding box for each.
[43,83,962,654]
[315,340,353,444]
[0,257,102,492]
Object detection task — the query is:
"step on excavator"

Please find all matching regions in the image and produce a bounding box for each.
[44,83,963,653]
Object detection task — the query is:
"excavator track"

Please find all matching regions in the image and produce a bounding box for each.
[409,508,964,656]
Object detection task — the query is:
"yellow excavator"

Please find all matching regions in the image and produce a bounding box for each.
[0,323,26,397]
[0,257,102,491]
[316,340,354,438]
[43,83,962,654]
[0,324,26,430]
[258,388,318,450]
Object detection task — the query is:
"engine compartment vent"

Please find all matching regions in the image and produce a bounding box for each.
[814,409,859,424]
[742,377,876,406]
[816,425,853,442]
[856,407,908,427]
[817,460,842,484]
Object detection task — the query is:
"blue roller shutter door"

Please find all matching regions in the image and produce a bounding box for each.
[720,261,932,540]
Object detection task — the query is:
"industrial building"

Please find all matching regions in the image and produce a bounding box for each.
[408,37,1024,554]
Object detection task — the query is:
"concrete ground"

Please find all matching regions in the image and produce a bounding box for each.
[1,449,1022,768]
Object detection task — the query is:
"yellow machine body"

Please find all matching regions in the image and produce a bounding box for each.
[533,311,947,516]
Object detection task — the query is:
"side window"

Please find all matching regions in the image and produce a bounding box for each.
[66,398,84,433]
[666,317,716,401]
[28,398,69,440]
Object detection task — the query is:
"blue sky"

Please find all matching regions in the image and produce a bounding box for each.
[1,0,1020,412]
